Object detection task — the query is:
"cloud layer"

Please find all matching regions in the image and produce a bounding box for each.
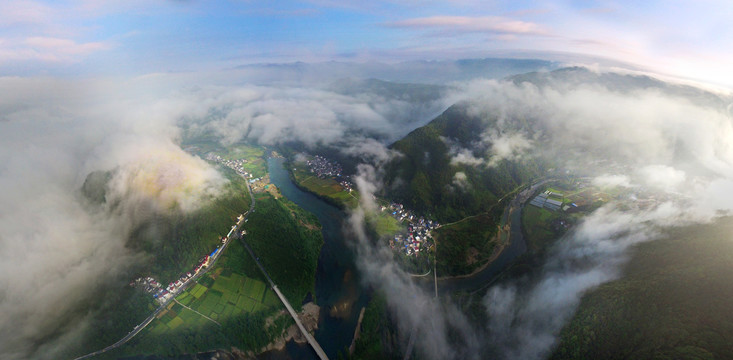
[0,76,225,359]
[342,69,733,360]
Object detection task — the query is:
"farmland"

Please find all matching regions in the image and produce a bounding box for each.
[291,166,359,208]
[106,238,291,358]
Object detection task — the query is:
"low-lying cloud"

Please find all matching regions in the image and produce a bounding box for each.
[347,164,481,360]
[4,63,733,360]
[0,77,226,359]
[178,82,452,149]
[342,68,733,360]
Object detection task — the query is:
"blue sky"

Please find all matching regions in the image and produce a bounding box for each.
[2,0,732,86]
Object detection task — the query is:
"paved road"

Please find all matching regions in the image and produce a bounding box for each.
[73,178,257,360]
[273,285,329,360]
[237,231,329,360]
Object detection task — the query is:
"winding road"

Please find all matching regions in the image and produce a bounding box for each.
[73,176,257,360]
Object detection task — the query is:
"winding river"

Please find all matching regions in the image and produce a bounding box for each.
[261,157,531,359]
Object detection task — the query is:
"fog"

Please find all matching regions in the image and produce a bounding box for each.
[0,77,226,359]
[347,163,482,360]
[3,64,733,359]
[0,69,451,359]
[339,69,733,360]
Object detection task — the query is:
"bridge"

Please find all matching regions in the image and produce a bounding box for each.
[238,234,329,360]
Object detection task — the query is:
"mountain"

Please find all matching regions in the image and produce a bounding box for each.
[383,66,733,223]
[383,103,545,222]
[552,218,733,360]
[510,66,729,109]
[233,58,559,85]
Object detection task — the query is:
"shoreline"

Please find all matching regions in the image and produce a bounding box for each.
[349,307,367,355]
[253,302,321,355]
[285,165,349,211]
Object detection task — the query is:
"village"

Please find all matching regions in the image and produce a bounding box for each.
[302,154,438,258]
[383,202,439,257]
[205,154,254,178]
[132,214,246,304]
[206,153,271,191]
[304,154,354,191]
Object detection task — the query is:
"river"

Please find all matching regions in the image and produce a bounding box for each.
[261,157,370,360]
[261,157,531,359]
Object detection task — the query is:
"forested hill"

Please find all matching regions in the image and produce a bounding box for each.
[81,166,252,283]
[383,103,545,223]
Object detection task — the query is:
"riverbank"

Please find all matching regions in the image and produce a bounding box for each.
[288,169,349,211]
[348,307,366,355]
[266,157,370,359]
[257,302,321,354]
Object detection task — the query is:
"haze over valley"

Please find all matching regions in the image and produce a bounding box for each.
[2,1,733,360]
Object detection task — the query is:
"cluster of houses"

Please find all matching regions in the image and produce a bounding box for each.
[132,214,244,304]
[130,277,161,293]
[133,247,219,304]
[305,155,354,191]
[206,153,254,179]
[383,202,439,257]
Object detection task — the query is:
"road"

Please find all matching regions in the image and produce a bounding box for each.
[73,178,257,360]
[273,285,329,360]
[237,228,329,360]
[403,178,555,360]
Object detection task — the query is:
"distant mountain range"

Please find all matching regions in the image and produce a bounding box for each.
[381,66,732,221]
[234,58,560,85]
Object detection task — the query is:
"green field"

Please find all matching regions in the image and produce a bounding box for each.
[291,167,359,208]
[291,161,404,239]
[181,138,268,178]
[371,211,404,238]
[245,193,323,308]
[221,144,267,177]
[521,205,564,252]
[109,238,285,358]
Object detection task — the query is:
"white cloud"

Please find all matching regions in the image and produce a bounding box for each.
[0,77,227,359]
[592,174,632,188]
[485,131,532,166]
[637,164,686,192]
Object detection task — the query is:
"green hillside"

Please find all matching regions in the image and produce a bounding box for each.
[245,193,323,308]
[384,104,544,223]
[551,218,733,360]
[127,168,253,283]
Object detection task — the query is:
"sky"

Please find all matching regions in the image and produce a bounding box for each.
[3,2,733,359]
[1,0,732,86]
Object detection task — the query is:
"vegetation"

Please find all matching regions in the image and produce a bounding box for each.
[521,205,568,252]
[245,193,323,308]
[371,211,403,238]
[76,157,324,359]
[434,212,501,276]
[289,158,405,240]
[220,144,268,178]
[384,104,545,223]
[290,165,359,209]
[350,294,401,360]
[182,136,268,178]
[71,167,252,359]
[125,168,252,283]
[551,218,733,360]
[106,235,288,358]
